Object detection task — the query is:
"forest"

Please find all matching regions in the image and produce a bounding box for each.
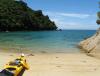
[0,0,57,31]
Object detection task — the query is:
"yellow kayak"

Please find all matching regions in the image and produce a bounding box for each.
[0,54,29,76]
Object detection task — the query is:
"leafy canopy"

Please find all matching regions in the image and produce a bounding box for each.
[0,0,57,31]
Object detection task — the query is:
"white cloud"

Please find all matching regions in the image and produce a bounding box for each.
[43,11,98,30]
[59,13,90,18]
[44,11,90,19]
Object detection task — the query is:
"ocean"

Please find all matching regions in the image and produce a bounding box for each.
[0,30,96,53]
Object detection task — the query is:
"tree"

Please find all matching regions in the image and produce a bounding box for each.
[97,2,100,24]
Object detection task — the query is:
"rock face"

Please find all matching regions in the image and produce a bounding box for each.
[79,28,100,58]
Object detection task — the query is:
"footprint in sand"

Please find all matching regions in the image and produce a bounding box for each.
[56,66,61,68]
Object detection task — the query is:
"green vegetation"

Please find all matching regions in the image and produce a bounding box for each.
[0,0,57,31]
[97,2,100,24]
[97,12,100,24]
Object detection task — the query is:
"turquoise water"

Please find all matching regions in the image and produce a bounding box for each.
[0,30,96,53]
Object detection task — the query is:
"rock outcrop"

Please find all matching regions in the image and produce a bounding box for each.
[79,28,100,58]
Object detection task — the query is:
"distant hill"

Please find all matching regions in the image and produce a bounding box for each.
[0,0,57,31]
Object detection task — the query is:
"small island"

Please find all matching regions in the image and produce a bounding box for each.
[0,0,57,31]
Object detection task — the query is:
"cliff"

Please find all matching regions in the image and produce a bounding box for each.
[79,28,100,58]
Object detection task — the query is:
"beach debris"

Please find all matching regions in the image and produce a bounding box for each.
[56,66,61,68]
[41,51,47,53]
[82,60,87,63]
[9,55,14,56]
[94,68,97,71]
[27,54,35,56]
[56,57,59,58]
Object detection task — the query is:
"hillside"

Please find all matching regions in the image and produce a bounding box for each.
[0,0,57,31]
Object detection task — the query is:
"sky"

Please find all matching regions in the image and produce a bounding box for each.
[24,0,100,30]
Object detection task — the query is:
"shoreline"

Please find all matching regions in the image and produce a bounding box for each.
[0,46,81,54]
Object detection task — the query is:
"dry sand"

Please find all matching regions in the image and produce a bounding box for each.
[0,52,100,76]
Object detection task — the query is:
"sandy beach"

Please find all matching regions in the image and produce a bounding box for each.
[0,52,100,76]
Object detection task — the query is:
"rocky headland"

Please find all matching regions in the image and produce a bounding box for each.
[79,28,100,58]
